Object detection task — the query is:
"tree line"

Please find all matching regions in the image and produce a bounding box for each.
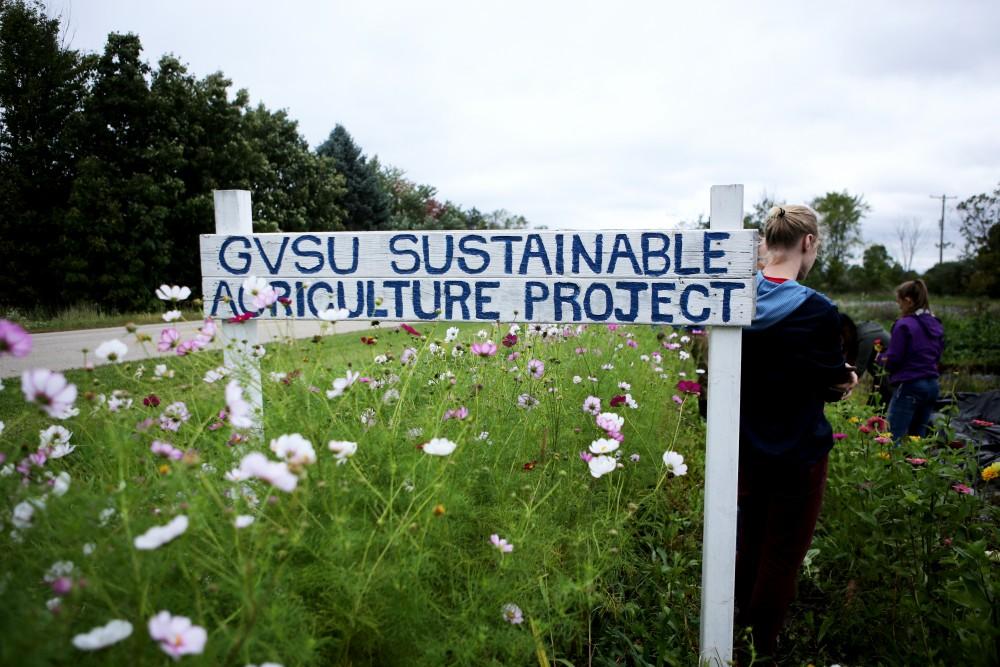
[0,1,526,312]
[740,187,1000,297]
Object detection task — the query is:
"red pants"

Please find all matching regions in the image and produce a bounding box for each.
[735,450,829,659]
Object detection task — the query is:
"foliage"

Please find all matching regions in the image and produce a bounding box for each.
[316,124,392,231]
[923,259,976,296]
[956,182,1000,258]
[742,191,776,231]
[810,191,871,291]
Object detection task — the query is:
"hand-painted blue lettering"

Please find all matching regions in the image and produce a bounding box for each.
[210,281,237,317]
[572,234,602,274]
[608,234,641,275]
[703,232,729,274]
[583,283,613,321]
[295,281,306,317]
[553,282,581,321]
[389,234,420,274]
[475,281,501,320]
[524,282,549,320]
[673,234,699,275]
[383,280,409,318]
[651,283,675,323]
[710,281,743,323]
[423,235,454,275]
[327,236,359,275]
[412,280,441,320]
[680,283,710,322]
[270,281,293,316]
[292,235,323,274]
[254,236,289,275]
[219,236,252,275]
[306,281,334,317]
[366,280,388,318]
[613,281,648,321]
[641,233,671,276]
[337,281,365,317]
[457,235,490,274]
[519,234,552,275]
[444,281,471,319]
[555,234,565,274]
[490,235,523,274]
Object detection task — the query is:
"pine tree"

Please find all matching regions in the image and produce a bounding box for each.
[316,124,390,230]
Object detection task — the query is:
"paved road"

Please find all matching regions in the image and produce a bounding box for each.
[2,319,374,378]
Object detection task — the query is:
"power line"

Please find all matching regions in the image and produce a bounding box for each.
[929,194,956,265]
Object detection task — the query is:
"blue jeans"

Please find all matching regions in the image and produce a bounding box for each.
[887,377,939,441]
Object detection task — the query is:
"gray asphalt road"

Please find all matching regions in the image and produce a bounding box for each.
[2,319,374,378]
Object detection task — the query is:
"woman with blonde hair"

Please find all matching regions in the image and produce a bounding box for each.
[736,204,857,662]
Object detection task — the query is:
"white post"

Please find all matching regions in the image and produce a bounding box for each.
[214,189,263,431]
[699,184,745,664]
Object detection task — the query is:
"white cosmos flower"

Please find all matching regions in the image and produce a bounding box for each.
[154,364,174,379]
[21,368,77,419]
[204,366,229,384]
[319,307,350,321]
[589,438,620,454]
[12,500,35,529]
[72,619,134,651]
[234,515,255,529]
[226,380,254,429]
[422,438,457,456]
[326,370,360,399]
[269,434,316,468]
[595,412,625,433]
[588,455,617,478]
[52,471,71,496]
[155,285,191,302]
[94,339,128,362]
[237,452,298,492]
[162,310,182,322]
[133,515,189,550]
[327,440,358,464]
[662,451,688,476]
[445,327,459,342]
[241,276,278,310]
[40,425,72,448]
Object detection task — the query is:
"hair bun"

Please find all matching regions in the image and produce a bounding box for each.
[778,207,786,217]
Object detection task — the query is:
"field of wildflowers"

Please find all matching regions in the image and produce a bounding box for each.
[1,286,998,666]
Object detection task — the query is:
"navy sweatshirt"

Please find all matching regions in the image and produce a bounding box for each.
[740,279,853,464]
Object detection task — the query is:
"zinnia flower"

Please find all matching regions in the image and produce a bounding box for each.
[21,369,77,419]
[0,320,31,357]
[148,611,207,659]
[72,620,133,651]
[982,462,1000,482]
[134,515,189,550]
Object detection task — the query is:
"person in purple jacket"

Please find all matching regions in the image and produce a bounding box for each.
[881,279,945,441]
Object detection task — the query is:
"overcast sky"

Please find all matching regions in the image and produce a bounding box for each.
[50,0,1000,271]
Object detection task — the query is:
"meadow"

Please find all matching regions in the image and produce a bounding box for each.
[1,306,997,666]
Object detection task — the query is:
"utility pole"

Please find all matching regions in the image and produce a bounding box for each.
[929,194,956,265]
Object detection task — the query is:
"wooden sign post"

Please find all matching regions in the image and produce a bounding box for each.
[205,186,750,662]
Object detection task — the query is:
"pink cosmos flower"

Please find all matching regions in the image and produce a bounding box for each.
[579,450,594,463]
[242,276,278,311]
[582,396,602,415]
[595,412,625,434]
[400,323,421,336]
[443,406,468,421]
[626,339,638,349]
[400,347,417,365]
[527,359,545,379]
[471,341,497,357]
[502,603,523,625]
[151,441,183,461]
[490,534,514,553]
[157,328,181,352]
[832,433,847,440]
[0,320,32,357]
[672,395,684,405]
[606,324,619,331]
[148,611,207,659]
[21,369,77,419]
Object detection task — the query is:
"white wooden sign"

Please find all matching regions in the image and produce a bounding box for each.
[206,187,749,665]
[200,229,756,325]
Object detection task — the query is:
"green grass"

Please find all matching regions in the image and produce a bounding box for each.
[1,322,997,666]
[0,303,204,333]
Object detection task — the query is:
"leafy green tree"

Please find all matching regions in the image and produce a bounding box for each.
[811,190,871,291]
[956,182,999,258]
[922,259,975,296]
[0,0,89,308]
[743,191,776,230]
[855,244,902,292]
[317,124,390,231]
[968,223,1000,297]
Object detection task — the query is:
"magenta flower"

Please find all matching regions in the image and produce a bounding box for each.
[157,328,181,352]
[0,320,31,357]
[672,395,683,405]
[21,369,77,419]
[952,483,974,495]
[442,406,468,421]
[148,611,207,659]
[471,341,497,357]
[502,333,518,347]
[626,339,638,349]
[400,323,421,336]
[905,457,928,466]
[610,394,627,408]
[490,534,514,553]
[606,324,619,331]
[579,450,594,463]
[676,380,702,395]
[832,433,847,440]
